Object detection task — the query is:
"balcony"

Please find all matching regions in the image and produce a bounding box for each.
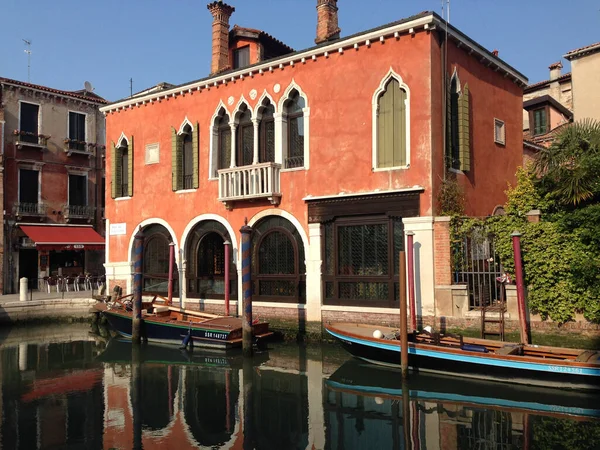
[218,162,282,210]
[63,139,100,157]
[64,204,96,223]
[15,202,46,220]
[14,131,50,150]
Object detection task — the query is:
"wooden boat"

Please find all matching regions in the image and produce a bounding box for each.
[325,323,600,390]
[95,295,273,350]
[327,359,600,419]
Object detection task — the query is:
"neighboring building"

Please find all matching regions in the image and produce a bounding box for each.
[564,41,600,122]
[0,77,107,294]
[101,1,526,325]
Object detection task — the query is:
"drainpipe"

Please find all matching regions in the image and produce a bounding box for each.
[1,119,5,156]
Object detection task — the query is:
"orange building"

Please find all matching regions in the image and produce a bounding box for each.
[101,1,527,326]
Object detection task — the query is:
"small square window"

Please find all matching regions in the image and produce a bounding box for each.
[494,119,505,145]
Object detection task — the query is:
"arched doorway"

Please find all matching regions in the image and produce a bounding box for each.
[251,216,306,303]
[141,224,177,296]
[186,220,236,299]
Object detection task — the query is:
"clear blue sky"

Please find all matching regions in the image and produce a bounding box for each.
[1,0,598,102]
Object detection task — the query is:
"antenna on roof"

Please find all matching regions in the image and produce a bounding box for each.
[129,78,133,97]
[84,81,94,93]
[22,39,32,82]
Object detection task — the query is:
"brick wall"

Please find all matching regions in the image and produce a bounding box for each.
[433,217,452,286]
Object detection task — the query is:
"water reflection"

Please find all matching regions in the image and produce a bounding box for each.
[0,324,597,449]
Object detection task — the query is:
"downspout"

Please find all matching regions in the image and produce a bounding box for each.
[441,17,448,183]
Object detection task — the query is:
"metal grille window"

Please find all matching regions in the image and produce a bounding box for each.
[186,220,236,299]
[237,108,254,167]
[285,90,305,169]
[322,217,403,307]
[251,216,306,303]
[182,130,194,189]
[259,104,275,163]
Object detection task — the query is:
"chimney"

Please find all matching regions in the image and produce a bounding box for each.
[492,49,499,57]
[549,61,563,81]
[207,1,235,75]
[315,0,341,44]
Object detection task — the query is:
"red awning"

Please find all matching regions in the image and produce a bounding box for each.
[20,225,105,250]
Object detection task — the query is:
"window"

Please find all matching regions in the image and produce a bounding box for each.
[236,106,253,167]
[376,79,407,168]
[111,136,133,198]
[494,119,506,145]
[259,102,275,163]
[172,123,198,191]
[142,225,176,295]
[233,46,250,69]
[68,174,87,206]
[284,90,305,168]
[322,217,404,308]
[532,108,547,136]
[68,112,86,150]
[19,102,39,144]
[446,77,471,171]
[19,169,39,204]
[215,110,231,176]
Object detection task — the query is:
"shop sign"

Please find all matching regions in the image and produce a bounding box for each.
[110,223,127,236]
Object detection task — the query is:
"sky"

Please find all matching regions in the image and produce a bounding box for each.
[0,0,598,102]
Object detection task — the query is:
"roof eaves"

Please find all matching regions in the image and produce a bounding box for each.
[564,42,600,60]
[0,77,108,104]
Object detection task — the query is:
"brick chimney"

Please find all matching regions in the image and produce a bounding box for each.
[549,61,563,80]
[315,0,341,44]
[207,1,235,75]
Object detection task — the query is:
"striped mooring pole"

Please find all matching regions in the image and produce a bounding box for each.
[132,228,145,345]
[240,219,253,357]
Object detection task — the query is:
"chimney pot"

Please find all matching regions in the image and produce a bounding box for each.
[207,1,235,75]
[315,0,341,44]
[492,49,499,57]
[548,61,563,81]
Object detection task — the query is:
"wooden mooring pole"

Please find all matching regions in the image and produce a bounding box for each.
[399,250,409,379]
[132,229,145,345]
[406,231,417,331]
[240,220,253,357]
[511,231,531,345]
[224,240,231,316]
[167,242,175,305]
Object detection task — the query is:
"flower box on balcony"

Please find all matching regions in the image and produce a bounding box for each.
[14,130,50,150]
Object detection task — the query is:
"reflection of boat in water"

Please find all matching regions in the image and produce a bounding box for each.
[326,323,600,390]
[326,359,600,419]
[96,337,269,369]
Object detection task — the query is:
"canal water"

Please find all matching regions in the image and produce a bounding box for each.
[0,323,598,449]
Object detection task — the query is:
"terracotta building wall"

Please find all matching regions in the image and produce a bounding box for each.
[105,31,435,264]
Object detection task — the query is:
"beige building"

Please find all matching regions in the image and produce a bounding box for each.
[564,41,600,122]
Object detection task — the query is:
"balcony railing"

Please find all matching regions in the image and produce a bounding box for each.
[64,204,96,222]
[14,131,50,149]
[15,202,46,218]
[218,162,282,209]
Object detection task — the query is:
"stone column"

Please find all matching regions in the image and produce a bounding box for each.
[229,123,237,168]
[305,223,323,323]
[252,118,259,164]
[274,113,284,165]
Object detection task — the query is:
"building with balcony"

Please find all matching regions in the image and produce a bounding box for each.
[1,77,107,293]
[101,1,526,327]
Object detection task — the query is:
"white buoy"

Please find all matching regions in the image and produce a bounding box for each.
[373,329,383,339]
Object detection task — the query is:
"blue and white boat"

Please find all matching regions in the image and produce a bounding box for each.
[325,323,600,390]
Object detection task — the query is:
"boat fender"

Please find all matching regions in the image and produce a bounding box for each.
[373,330,383,339]
[461,343,489,353]
[179,322,194,350]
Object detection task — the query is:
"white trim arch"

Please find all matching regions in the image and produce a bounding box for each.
[178,116,194,135]
[127,218,180,264]
[117,132,129,148]
[371,67,411,171]
[181,214,239,263]
[209,102,232,179]
[277,80,310,170]
[254,91,277,118]
[231,96,251,123]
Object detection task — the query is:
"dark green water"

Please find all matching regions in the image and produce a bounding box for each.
[0,323,598,449]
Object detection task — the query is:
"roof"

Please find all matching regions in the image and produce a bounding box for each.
[564,41,600,60]
[523,122,570,146]
[231,25,295,53]
[20,225,105,250]
[0,77,108,104]
[524,73,571,93]
[102,10,528,112]
[131,82,176,99]
[523,94,573,118]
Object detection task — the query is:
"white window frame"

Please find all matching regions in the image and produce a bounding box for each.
[277,81,310,172]
[17,163,43,204]
[372,68,411,171]
[115,133,130,199]
[67,110,88,143]
[494,118,506,146]
[18,100,42,136]
[67,170,89,206]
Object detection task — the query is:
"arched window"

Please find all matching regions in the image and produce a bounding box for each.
[376,78,407,168]
[258,101,275,163]
[449,76,460,169]
[216,109,231,176]
[446,73,471,172]
[284,90,305,169]
[182,125,194,189]
[186,220,236,299]
[142,225,175,295]
[111,136,132,198]
[251,216,305,303]
[120,144,129,198]
[236,105,253,167]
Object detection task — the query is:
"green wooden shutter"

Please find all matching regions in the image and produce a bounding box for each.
[458,84,471,172]
[446,76,452,167]
[110,141,117,198]
[128,136,134,196]
[393,84,407,167]
[171,127,179,191]
[377,81,393,168]
[193,122,199,188]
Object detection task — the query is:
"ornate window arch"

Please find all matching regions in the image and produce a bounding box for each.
[233,102,253,167]
[446,69,471,172]
[256,95,276,164]
[172,118,199,190]
[372,69,410,170]
[209,105,232,178]
[111,133,133,198]
[278,82,310,170]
